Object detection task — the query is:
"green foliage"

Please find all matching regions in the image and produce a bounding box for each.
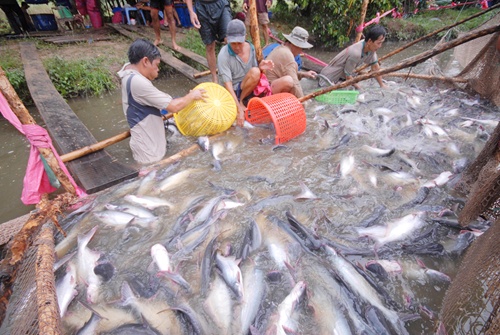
[178,28,206,57]
[273,0,399,47]
[0,49,31,104]
[44,56,116,98]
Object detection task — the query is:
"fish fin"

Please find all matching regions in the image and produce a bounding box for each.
[78,299,108,320]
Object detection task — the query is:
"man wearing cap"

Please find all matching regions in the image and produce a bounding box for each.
[319,25,387,89]
[265,26,317,99]
[217,19,274,127]
[186,0,232,83]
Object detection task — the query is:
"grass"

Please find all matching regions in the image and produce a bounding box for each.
[44,56,116,98]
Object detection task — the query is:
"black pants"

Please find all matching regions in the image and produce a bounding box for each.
[0,3,31,34]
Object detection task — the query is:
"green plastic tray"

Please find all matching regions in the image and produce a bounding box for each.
[315,90,359,105]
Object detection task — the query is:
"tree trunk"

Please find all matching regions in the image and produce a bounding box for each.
[355,0,369,43]
[248,0,262,62]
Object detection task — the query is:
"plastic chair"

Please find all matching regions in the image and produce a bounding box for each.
[122,7,146,25]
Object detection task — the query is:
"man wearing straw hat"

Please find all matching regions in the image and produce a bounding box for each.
[118,39,207,165]
[318,24,388,89]
[217,19,274,127]
[265,26,318,99]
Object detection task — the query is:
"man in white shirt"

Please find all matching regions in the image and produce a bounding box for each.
[118,39,206,164]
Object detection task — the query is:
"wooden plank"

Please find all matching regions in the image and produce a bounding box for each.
[109,24,209,84]
[43,35,112,44]
[20,42,138,194]
[120,24,209,68]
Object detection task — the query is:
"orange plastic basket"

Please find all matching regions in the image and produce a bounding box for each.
[245,93,306,144]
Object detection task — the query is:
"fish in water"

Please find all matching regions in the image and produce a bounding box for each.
[197,136,210,152]
[124,195,173,210]
[422,171,453,188]
[76,226,102,304]
[56,262,78,317]
[156,169,201,194]
[361,145,395,157]
[295,181,320,200]
[266,281,307,335]
[356,212,427,249]
[215,252,244,301]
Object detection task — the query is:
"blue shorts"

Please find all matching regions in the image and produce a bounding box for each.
[235,82,256,107]
[195,0,232,45]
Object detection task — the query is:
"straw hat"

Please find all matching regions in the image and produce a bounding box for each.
[283,26,313,49]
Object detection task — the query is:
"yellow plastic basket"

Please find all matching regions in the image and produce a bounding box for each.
[315,90,359,105]
[174,82,237,136]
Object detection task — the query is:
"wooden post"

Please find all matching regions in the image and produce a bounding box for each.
[355,0,369,43]
[0,67,77,196]
[248,0,262,62]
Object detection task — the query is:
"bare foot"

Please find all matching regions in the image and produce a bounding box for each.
[154,39,163,46]
[172,42,181,51]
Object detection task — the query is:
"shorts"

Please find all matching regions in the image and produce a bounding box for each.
[195,0,232,45]
[149,0,173,10]
[245,12,270,26]
[235,82,255,107]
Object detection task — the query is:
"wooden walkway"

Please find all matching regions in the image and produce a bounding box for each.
[109,24,211,84]
[20,42,138,194]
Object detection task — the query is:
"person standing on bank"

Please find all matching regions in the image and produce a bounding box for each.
[217,19,274,127]
[243,0,272,46]
[118,39,207,165]
[0,0,32,35]
[186,0,232,83]
[265,26,317,99]
[319,24,388,89]
[145,0,180,49]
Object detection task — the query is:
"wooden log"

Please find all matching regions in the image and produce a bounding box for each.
[385,72,468,83]
[0,67,77,196]
[248,0,262,62]
[356,2,500,73]
[355,0,369,43]
[0,193,76,325]
[61,113,174,163]
[301,24,500,102]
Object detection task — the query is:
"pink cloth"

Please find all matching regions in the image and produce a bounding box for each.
[253,72,272,97]
[0,91,86,204]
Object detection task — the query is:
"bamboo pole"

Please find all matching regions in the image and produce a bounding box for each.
[355,0,369,43]
[0,67,77,196]
[300,24,500,102]
[385,72,468,83]
[193,69,212,79]
[356,2,500,73]
[248,0,263,62]
[60,113,174,163]
[149,132,225,170]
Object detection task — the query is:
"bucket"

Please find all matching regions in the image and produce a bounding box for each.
[174,3,193,27]
[31,14,58,31]
[245,93,306,144]
[88,11,102,28]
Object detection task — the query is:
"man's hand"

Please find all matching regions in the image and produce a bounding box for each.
[236,103,246,127]
[259,59,274,72]
[243,3,248,12]
[189,12,201,29]
[303,70,317,79]
[190,88,208,101]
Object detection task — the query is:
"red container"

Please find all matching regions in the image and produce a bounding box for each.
[88,10,102,28]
